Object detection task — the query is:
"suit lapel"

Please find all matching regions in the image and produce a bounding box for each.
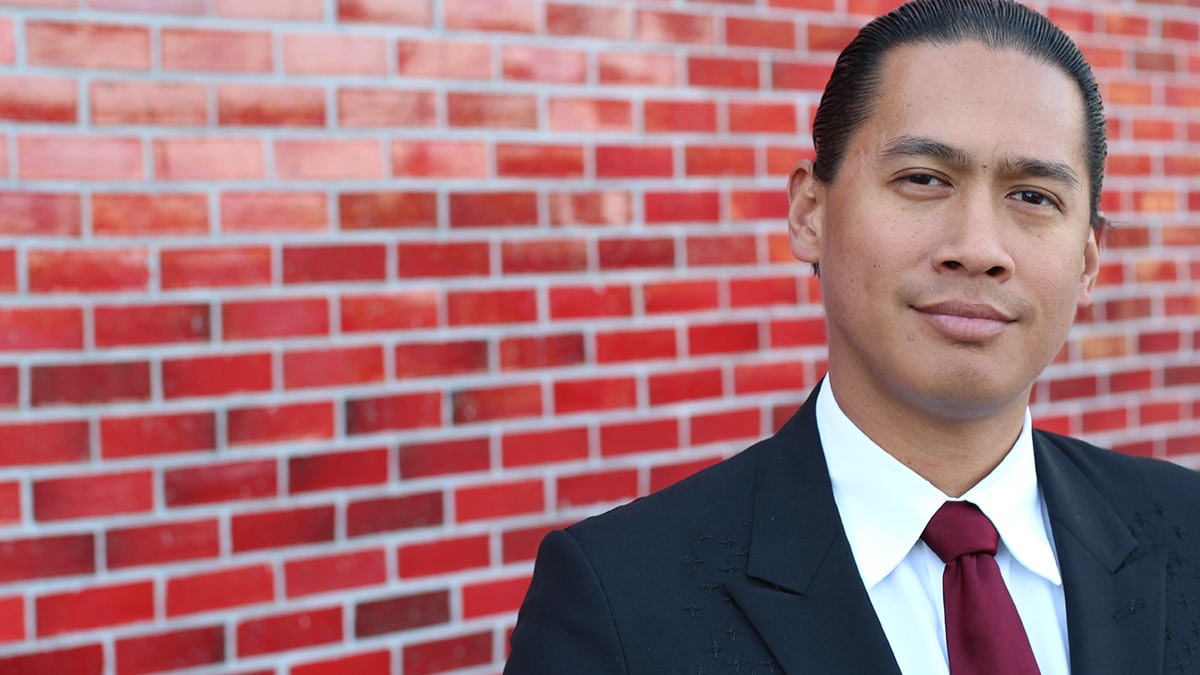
[1035,432,1165,674]
[725,387,902,674]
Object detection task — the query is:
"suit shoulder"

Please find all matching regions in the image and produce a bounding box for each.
[1036,428,1200,507]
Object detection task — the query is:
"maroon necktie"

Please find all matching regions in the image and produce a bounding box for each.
[921,501,1040,675]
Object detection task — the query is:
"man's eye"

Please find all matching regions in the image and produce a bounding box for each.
[1014,190,1056,208]
[904,174,942,186]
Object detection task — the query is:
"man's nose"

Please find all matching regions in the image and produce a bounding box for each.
[931,194,1015,282]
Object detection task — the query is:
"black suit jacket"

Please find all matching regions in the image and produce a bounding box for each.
[505,386,1200,674]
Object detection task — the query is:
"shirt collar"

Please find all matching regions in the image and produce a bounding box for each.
[817,378,1061,589]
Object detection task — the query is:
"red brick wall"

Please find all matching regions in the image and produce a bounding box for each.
[0,0,1196,672]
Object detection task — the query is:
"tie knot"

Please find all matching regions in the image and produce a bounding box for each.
[921,501,999,562]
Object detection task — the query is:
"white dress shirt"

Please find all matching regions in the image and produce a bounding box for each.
[817,380,1070,675]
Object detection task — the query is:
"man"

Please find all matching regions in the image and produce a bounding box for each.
[505,0,1200,672]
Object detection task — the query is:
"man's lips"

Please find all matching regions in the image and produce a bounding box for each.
[912,300,1016,341]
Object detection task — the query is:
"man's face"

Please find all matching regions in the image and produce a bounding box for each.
[790,41,1100,423]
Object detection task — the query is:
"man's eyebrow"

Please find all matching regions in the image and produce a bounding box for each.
[880,134,1081,190]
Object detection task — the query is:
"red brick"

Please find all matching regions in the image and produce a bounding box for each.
[342,290,438,333]
[165,459,276,507]
[734,360,808,394]
[91,80,207,126]
[687,234,757,266]
[596,145,674,178]
[0,482,18,524]
[167,564,274,616]
[238,606,342,657]
[393,140,488,178]
[222,297,329,340]
[548,97,634,132]
[232,505,334,553]
[27,21,149,70]
[34,470,152,521]
[94,302,209,347]
[0,307,83,351]
[651,456,724,492]
[339,0,431,24]
[728,101,797,134]
[284,32,387,75]
[218,84,325,127]
[500,333,585,370]
[455,479,544,522]
[645,190,720,223]
[0,76,75,122]
[554,376,638,414]
[502,426,588,468]
[0,419,89,467]
[0,645,103,675]
[449,288,538,325]
[400,437,490,478]
[89,0,204,13]
[292,651,391,675]
[502,239,588,274]
[284,346,384,389]
[644,100,717,133]
[649,368,723,406]
[638,10,713,44]
[598,237,675,270]
[0,367,14,408]
[399,535,490,578]
[345,392,443,434]
[1165,365,1200,387]
[217,0,324,19]
[29,247,148,293]
[396,340,488,378]
[685,145,757,177]
[598,52,676,86]
[398,241,490,278]
[772,60,835,91]
[346,491,443,537]
[162,352,272,398]
[503,522,569,563]
[283,244,386,284]
[497,143,585,178]
[771,317,828,347]
[341,191,436,230]
[1049,375,1099,401]
[156,138,264,181]
[450,191,538,227]
[116,626,224,675]
[463,575,531,620]
[445,0,536,32]
[448,92,538,128]
[691,408,761,445]
[162,28,272,72]
[1164,19,1200,42]
[731,188,789,220]
[19,135,142,180]
[161,246,272,289]
[549,284,633,319]
[285,549,386,598]
[688,56,759,89]
[106,519,220,569]
[403,632,492,675]
[101,411,214,459]
[0,533,94,583]
[732,277,799,308]
[397,39,491,79]
[93,193,208,237]
[547,3,629,39]
[37,581,153,636]
[0,596,21,643]
[31,361,150,406]
[549,190,632,226]
[452,383,542,424]
[1142,401,1182,425]
[227,401,334,446]
[727,16,795,49]
[596,327,678,363]
[1167,434,1200,458]
[0,192,80,237]
[356,590,449,637]
[644,279,720,314]
[808,22,859,51]
[221,191,326,232]
[289,447,388,493]
[276,139,382,180]
[558,469,638,509]
[503,45,587,83]
[600,418,679,456]
[0,18,9,64]
[1111,368,1154,394]
[341,88,435,128]
[1139,330,1181,354]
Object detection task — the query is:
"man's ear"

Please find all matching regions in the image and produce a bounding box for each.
[1076,227,1101,308]
[787,159,823,265]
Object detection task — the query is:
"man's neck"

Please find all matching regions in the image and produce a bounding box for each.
[826,373,1029,497]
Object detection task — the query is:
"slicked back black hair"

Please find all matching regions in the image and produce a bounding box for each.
[811,0,1108,232]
